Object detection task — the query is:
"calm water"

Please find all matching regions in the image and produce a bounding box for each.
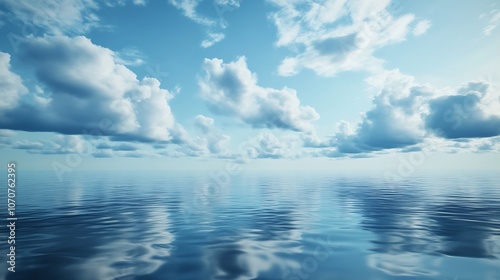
[1,170,500,280]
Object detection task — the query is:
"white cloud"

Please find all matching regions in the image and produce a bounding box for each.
[169,0,215,26]
[11,135,90,154]
[241,131,294,159]
[311,70,500,156]
[482,10,500,36]
[163,115,231,157]
[0,52,27,111]
[132,0,146,6]
[1,0,100,34]
[192,114,231,155]
[330,70,430,153]
[114,48,145,66]
[0,129,16,137]
[412,20,431,36]
[0,35,177,142]
[168,0,241,47]
[425,81,500,139]
[201,32,225,48]
[199,56,319,132]
[1,0,148,35]
[268,0,423,77]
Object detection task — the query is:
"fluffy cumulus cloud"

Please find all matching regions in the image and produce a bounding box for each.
[0,52,27,111]
[0,35,177,142]
[332,70,430,153]
[199,56,319,132]
[268,0,429,77]
[312,71,500,156]
[168,0,240,47]
[238,131,295,159]
[165,115,231,157]
[425,82,500,139]
[192,114,230,155]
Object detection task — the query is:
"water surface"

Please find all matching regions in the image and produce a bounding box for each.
[1,171,499,280]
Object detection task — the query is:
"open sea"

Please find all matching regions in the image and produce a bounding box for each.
[1,170,500,280]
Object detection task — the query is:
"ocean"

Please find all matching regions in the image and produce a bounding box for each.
[1,170,500,280]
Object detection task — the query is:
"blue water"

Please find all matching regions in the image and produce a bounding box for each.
[1,171,500,280]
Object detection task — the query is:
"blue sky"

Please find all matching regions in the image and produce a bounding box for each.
[0,0,499,174]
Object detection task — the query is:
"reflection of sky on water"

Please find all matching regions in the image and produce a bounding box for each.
[339,176,500,278]
[428,200,500,259]
[195,175,309,280]
[201,208,304,280]
[4,172,500,280]
[77,206,174,280]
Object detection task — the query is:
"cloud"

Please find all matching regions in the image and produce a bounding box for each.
[0,52,28,111]
[301,131,331,148]
[0,129,16,137]
[425,82,500,139]
[0,35,177,143]
[199,56,319,132]
[0,129,16,146]
[132,0,146,6]
[168,0,240,47]
[268,0,425,77]
[96,142,139,151]
[332,70,430,153]
[310,71,500,156]
[114,48,145,66]
[169,0,215,26]
[12,140,45,150]
[170,115,231,157]
[0,0,100,34]
[475,137,500,152]
[192,114,230,155]
[8,134,162,157]
[242,132,293,159]
[412,20,431,36]
[193,114,215,134]
[201,32,225,48]
[10,135,89,154]
[0,0,148,35]
[481,10,500,36]
[92,150,113,158]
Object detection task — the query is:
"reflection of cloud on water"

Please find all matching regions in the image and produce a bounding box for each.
[428,201,500,259]
[367,252,440,277]
[339,178,500,277]
[76,206,174,280]
[202,206,305,280]
[204,233,302,280]
[338,183,443,276]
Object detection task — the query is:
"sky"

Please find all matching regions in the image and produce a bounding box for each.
[0,0,499,175]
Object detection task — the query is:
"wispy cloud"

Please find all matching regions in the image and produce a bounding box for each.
[268,0,426,77]
[481,10,500,36]
[0,0,148,35]
[168,0,241,47]
[413,20,431,36]
[201,32,225,48]
[1,0,100,34]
